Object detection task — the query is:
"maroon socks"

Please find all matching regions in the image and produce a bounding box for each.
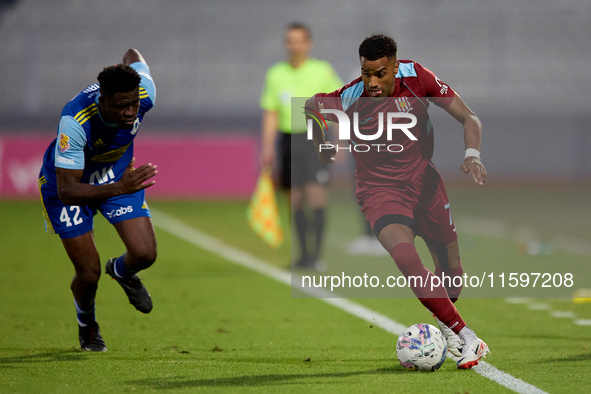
[435,260,464,303]
[390,242,466,334]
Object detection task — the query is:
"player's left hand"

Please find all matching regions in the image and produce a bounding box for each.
[461,157,487,185]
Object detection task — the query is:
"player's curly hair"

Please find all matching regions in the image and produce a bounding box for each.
[97,64,141,96]
[358,34,398,61]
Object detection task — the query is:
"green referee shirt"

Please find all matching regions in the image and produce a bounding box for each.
[260,58,343,134]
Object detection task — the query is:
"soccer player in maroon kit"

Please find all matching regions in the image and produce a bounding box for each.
[306,34,490,369]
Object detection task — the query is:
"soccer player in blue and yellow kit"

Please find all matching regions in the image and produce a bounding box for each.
[38,49,157,351]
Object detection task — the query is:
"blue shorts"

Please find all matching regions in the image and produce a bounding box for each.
[39,181,151,239]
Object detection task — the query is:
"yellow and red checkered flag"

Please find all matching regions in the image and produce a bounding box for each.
[247,167,284,248]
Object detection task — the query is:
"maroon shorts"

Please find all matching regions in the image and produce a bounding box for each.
[356,163,457,244]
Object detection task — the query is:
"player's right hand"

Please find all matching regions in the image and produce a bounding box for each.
[119,157,158,193]
[460,157,487,185]
[318,141,337,163]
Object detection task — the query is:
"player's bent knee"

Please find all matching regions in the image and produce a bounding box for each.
[130,248,157,269]
[75,265,101,284]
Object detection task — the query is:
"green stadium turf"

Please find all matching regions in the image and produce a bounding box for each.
[1,187,590,393]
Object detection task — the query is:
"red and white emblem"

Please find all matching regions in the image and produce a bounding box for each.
[395,97,413,113]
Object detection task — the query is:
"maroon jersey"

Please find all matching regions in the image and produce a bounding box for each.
[312,60,455,187]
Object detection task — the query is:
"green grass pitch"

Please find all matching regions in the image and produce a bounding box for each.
[1,185,590,393]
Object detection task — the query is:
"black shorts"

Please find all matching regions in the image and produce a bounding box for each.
[277,132,330,189]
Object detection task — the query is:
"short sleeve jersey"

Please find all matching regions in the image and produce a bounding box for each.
[260,58,342,133]
[40,62,156,188]
[312,60,455,187]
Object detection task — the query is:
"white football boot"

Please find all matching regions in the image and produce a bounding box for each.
[456,326,490,369]
[434,316,463,357]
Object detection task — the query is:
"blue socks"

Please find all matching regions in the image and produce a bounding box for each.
[75,299,95,327]
[113,254,137,279]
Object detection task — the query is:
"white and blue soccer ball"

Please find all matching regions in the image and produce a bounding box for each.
[396,323,447,372]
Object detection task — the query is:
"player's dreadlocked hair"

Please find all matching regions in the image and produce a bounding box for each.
[358,34,398,61]
[97,64,141,96]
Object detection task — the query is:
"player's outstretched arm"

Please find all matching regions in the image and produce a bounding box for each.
[122,49,146,66]
[56,158,157,206]
[305,96,336,163]
[443,93,487,185]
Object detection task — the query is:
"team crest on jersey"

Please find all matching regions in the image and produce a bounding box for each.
[58,133,70,153]
[395,97,413,113]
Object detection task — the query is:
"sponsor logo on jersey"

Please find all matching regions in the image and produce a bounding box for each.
[89,165,115,185]
[56,156,75,165]
[93,138,106,148]
[435,77,449,95]
[395,97,413,113]
[82,84,99,94]
[90,143,131,162]
[58,134,70,153]
[106,206,133,219]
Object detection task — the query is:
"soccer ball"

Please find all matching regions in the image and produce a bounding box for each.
[396,323,447,372]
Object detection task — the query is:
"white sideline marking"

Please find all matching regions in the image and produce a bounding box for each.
[574,319,591,326]
[550,311,576,318]
[505,298,535,304]
[151,209,548,394]
[455,216,591,256]
[527,303,551,311]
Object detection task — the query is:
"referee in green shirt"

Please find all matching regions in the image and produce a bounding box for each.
[260,22,342,271]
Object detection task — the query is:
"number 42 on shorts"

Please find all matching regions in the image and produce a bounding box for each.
[60,206,83,227]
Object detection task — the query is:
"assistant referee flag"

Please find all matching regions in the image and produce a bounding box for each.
[247,167,284,248]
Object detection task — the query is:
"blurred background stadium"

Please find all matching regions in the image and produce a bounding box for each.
[0,0,590,200]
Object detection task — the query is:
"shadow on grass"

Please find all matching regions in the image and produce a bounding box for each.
[513,334,591,342]
[0,349,91,366]
[178,355,396,366]
[543,353,591,363]
[126,367,402,389]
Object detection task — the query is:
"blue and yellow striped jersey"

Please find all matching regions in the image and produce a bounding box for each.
[40,62,155,189]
